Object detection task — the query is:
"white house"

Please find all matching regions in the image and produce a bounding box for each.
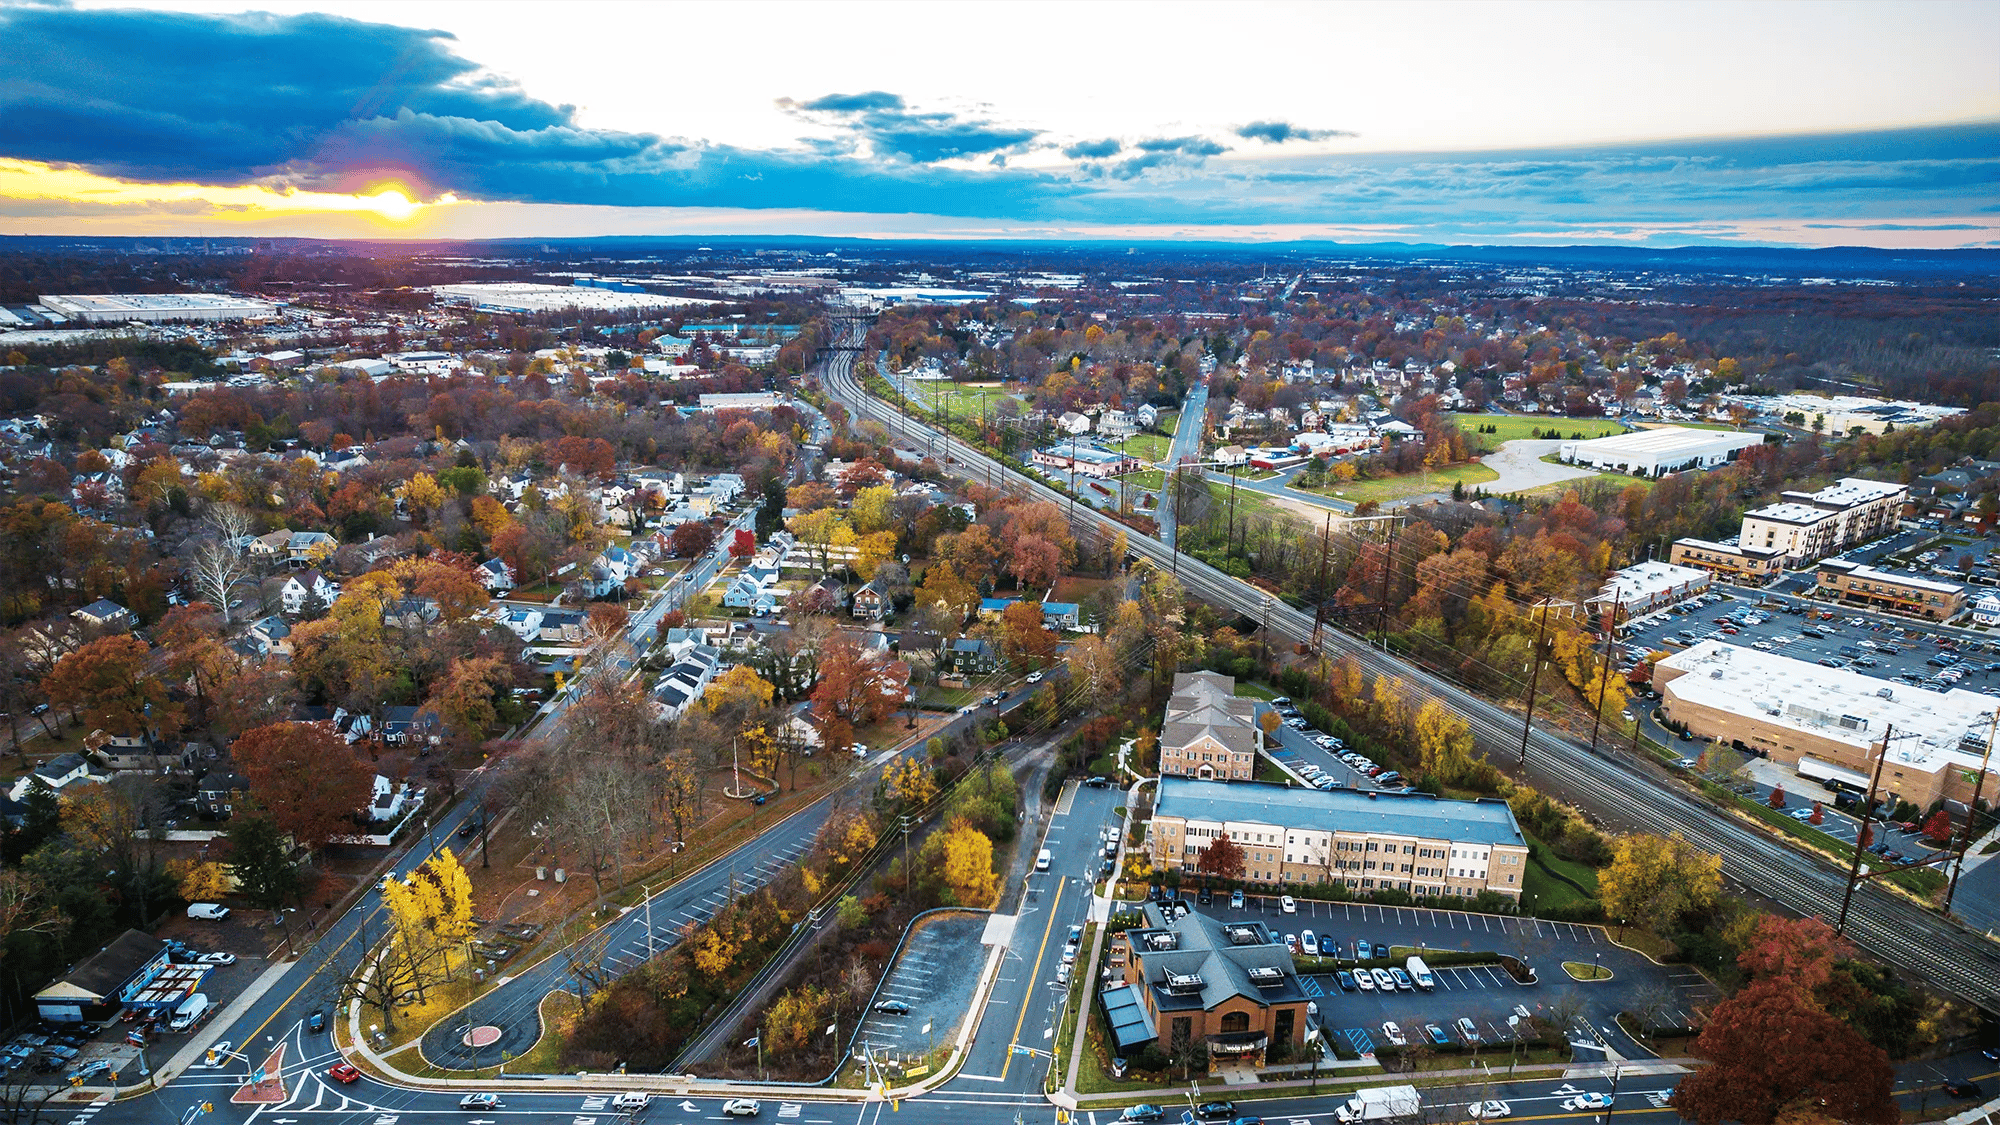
[280,570,339,615]
[1974,593,2000,627]
[8,753,103,802]
[477,557,515,592]
[1056,411,1092,436]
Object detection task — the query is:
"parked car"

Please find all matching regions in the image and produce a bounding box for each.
[1336,970,1357,991]
[1379,1021,1408,1046]
[198,952,236,966]
[1279,895,1296,914]
[1425,1024,1450,1046]
[1372,968,1397,991]
[873,1000,911,1015]
[1229,889,1244,910]
[1353,967,1375,991]
[1457,1017,1483,1043]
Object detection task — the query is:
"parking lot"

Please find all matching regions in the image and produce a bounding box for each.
[1184,896,1715,1061]
[1621,589,2000,697]
[853,911,988,1065]
[1258,702,1402,792]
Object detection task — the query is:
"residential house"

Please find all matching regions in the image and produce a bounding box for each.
[477,557,515,592]
[1040,601,1081,631]
[947,636,1001,675]
[85,731,184,772]
[379,706,438,746]
[250,529,337,568]
[7,752,104,802]
[368,774,412,823]
[653,643,723,720]
[280,570,339,615]
[196,769,249,819]
[381,597,441,630]
[248,615,292,655]
[499,607,546,642]
[1975,593,2000,626]
[1135,403,1160,428]
[1056,411,1092,436]
[978,596,1019,620]
[1098,411,1138,439]
[71,598,135,631]
[852,575,892,621]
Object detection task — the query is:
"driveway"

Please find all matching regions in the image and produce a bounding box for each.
[1479,439,1600,494]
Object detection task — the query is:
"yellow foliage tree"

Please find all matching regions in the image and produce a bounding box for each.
[1599,832,1722,934]
[934,816,998,907]
[1413,699,1478,785]
[169,858,232,902]
[703,664,777,714]
[890,757,937,807]
[691,926,740,977]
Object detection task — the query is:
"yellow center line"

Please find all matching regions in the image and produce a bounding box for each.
[999,876,1065,1082]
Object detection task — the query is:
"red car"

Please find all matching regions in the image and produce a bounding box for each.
[328,1063,361,1084]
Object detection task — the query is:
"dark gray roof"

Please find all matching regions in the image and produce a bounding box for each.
[47,930,164,1001]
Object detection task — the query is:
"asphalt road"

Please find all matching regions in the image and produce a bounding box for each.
[821,317,2000,1016]
[1155,376,1208,550]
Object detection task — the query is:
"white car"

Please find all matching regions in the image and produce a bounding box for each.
[1300,930,1319,956]
[612,1093,650,1111]
[1561,1093,1613,1110]
[1026,671,1043,683]
[198,952,237,965]
[1380,1021,1408,1046]
[1279,895,1296,914]
[458,1094,504,1110]
[721,1100,761,1117]
[1467,1102,1512,1119]
[1354,967,1375,991]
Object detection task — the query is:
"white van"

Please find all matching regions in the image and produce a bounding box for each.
[1035,849,1052,872]
[186,903,230,921]
[168,993,211,1032]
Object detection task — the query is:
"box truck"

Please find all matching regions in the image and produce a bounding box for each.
[1333,1084,1421,1123]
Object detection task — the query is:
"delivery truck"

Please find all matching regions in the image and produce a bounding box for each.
[1404,954,1435,990]
[1333,1084,1421,1123]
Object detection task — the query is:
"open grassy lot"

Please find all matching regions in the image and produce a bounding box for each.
[1106,432,1171,462]
[905,380,1020,419]
[1449,412,1628,452]
[1305,462,1499,504]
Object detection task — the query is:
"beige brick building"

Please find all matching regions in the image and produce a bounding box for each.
[1158,671,1263,780]
[1654,640,1999,809]
[1147,778,1530,900]
[1669,537,1786,581]
[1739,478,1908,566]
[1816,559,1966,623]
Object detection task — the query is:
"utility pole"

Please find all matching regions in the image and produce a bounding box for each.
[900,813,914,900]
[1838,725,1897,935]
[1374,519,1399,650]
[1601,1062,1623,1125]
[1311,510,1333,650]
[1945,708,2000,915]
[1588,595,1623,753]
[1517,598,1552,768]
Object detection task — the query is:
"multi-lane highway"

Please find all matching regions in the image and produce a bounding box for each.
[819,314,2000,1015]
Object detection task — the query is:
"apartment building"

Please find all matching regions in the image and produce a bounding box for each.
[1146,778,1530,900]
[1816,559,1967,622]
[1739,478,1908,565]
[1158,671,1263,781]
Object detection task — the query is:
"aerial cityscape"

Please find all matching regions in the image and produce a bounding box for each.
[0,2,1995,1124]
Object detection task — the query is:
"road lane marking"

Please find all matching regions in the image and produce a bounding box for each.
[999,874,1065,1082]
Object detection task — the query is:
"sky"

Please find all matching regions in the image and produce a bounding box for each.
[1,0,1996,248]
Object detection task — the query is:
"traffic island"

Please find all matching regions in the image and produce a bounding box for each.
[1562,961,1614,981]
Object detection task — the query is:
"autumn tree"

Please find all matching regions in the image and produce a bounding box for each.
[889,756,938,807]
[225,813,302,913]
[1673,978,1896,1124]
[168,858,232,903]
[1598,832,1722,934]
[668,520,716,558]
[44,635,180,739]
[1413,699,1479,786]
[998,600,1057,668]
[810,639,902,726]
[703,664,777,715]
[924,815,998,906]
[1197,832,1247,882]
[1768,784,1787,810]
[1065,634,1119,708]
[1922,808,1954,845]
[913,561,978,623]
[188,539,253,626]
[229,721,373,853]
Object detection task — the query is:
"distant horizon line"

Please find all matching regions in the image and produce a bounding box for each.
[2,232,1998,260]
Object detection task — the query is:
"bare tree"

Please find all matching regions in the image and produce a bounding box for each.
[189,539,253,626]
[205,501,256,549]
[555,915,615,1000]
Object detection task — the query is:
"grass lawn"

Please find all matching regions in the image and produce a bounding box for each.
[1254,756,1291,784]
[919,685,981,710]
[1635,420,1751,432]
[1156,411,1179,434]
[906,381,1018,418]
[1448,412,1627,452]
[1520,460,1660,498]
[1308,462,1499,504]
[1232,682,1277,700]
[1124,469,1166,492]
[1108,432,1171,462]
[1562,961,1614,981]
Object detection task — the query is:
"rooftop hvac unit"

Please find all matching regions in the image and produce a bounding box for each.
[1247,966,1285,987]
[1164,973,1205,995]
[1225,925,1262,946]
[1145,932,1179,951]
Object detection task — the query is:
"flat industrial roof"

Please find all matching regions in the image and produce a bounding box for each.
[1155,777,1525,848]
[1745,502,1830,525]
[1592,561,1710,605]
[1819,559,1965,596]
[1657,640,1995,776]
[1563,426,1760,456]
